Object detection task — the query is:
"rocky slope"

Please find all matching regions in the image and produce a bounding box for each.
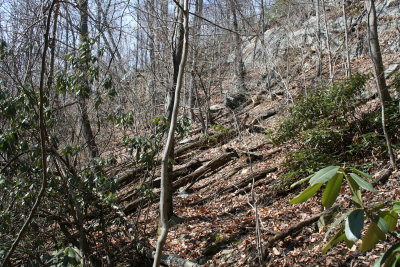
[113,1,400,266]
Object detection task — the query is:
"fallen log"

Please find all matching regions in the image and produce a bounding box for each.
[123,153,237,214]
[123,195,151,214]
[152,159,204,188]
[192,166,278,206]
[174,138,208,157]
[175,130,238,158]
[224,166,278,195]
[249,110,278,126]
[373,167,392,186]
[118,167,144,187]
[194,164,242,194]
[173,151,238,191]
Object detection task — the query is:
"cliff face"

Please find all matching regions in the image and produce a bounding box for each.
[241,0,400,72]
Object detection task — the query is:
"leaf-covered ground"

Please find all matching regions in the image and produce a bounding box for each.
[113,12,400,264]
[113,85,400,266]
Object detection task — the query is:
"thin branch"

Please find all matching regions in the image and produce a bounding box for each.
[1,1,56,265]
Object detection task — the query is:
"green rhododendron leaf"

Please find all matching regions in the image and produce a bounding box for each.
[349,173,375,193]
[309,166,340,185]
[289,183,322,204]
[322,173,343,208]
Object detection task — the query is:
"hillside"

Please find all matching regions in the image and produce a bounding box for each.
[0,0,399,266]
[111,1,400,266]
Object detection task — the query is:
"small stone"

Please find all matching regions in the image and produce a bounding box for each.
[210,104,224,111]
[272,247,281,256]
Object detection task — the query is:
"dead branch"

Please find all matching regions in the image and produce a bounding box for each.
[173,151,238,191]
[249,110,278,127]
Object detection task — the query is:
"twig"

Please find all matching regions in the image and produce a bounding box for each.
[1,2,56,265]
[229,108,264,265]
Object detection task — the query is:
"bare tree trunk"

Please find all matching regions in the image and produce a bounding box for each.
[94,0,124,69]
[79,0,99,162]
[229,0,246,95]
[47,3,60,93]
[153,1,189,266]
[322,0,333,81]
[77,2,99,263]
[189,0,203,121]
[365,0,396,170]
[366,0,392,102]
[342,0,351,77]
[315,0,322,77]
[161,0,187,219]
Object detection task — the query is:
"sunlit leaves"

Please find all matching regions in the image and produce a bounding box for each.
[290,173,314,188]
[361,221,385,252]
[324,210,352,240]
[349,173,375,193]
[289,183,322,204]
[291,164,400,265]
[309,166,340,185]
[322,173,343,208]
[346,173,363,207]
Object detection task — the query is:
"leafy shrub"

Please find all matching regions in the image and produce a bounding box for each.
[211,124,231,137]
[290,166,400,266]
[123,115,192,168]
[272,74,368,183]
[280,148,338,188]
[272,73,368,145]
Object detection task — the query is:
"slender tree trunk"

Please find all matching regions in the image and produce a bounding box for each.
[343,0,351,77]
[77,2,99,262]
[322,0,333,81]
[366,0,396,170]
[163,0,186,219]
[315,0,322,77]
[153,1,189,266]
[366,0,392,102]
[47,3,60,93]
[189,0,203,121]
[229,0,246,95]
[79,0,99,162]
[259,0,266,63]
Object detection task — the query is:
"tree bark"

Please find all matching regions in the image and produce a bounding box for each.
[322,0,333,81]
[342,0,351,77]
[366,0,392,102]
[188,0,203,121]
[153,1,189,266]
[77,1,98,263]
[174,151,237,191]
[229,0,246,94]
[366,0,396,170]
[315,0,322,77]
[78,0,99,163]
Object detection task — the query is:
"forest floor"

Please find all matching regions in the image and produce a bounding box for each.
[112,63,400,266]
